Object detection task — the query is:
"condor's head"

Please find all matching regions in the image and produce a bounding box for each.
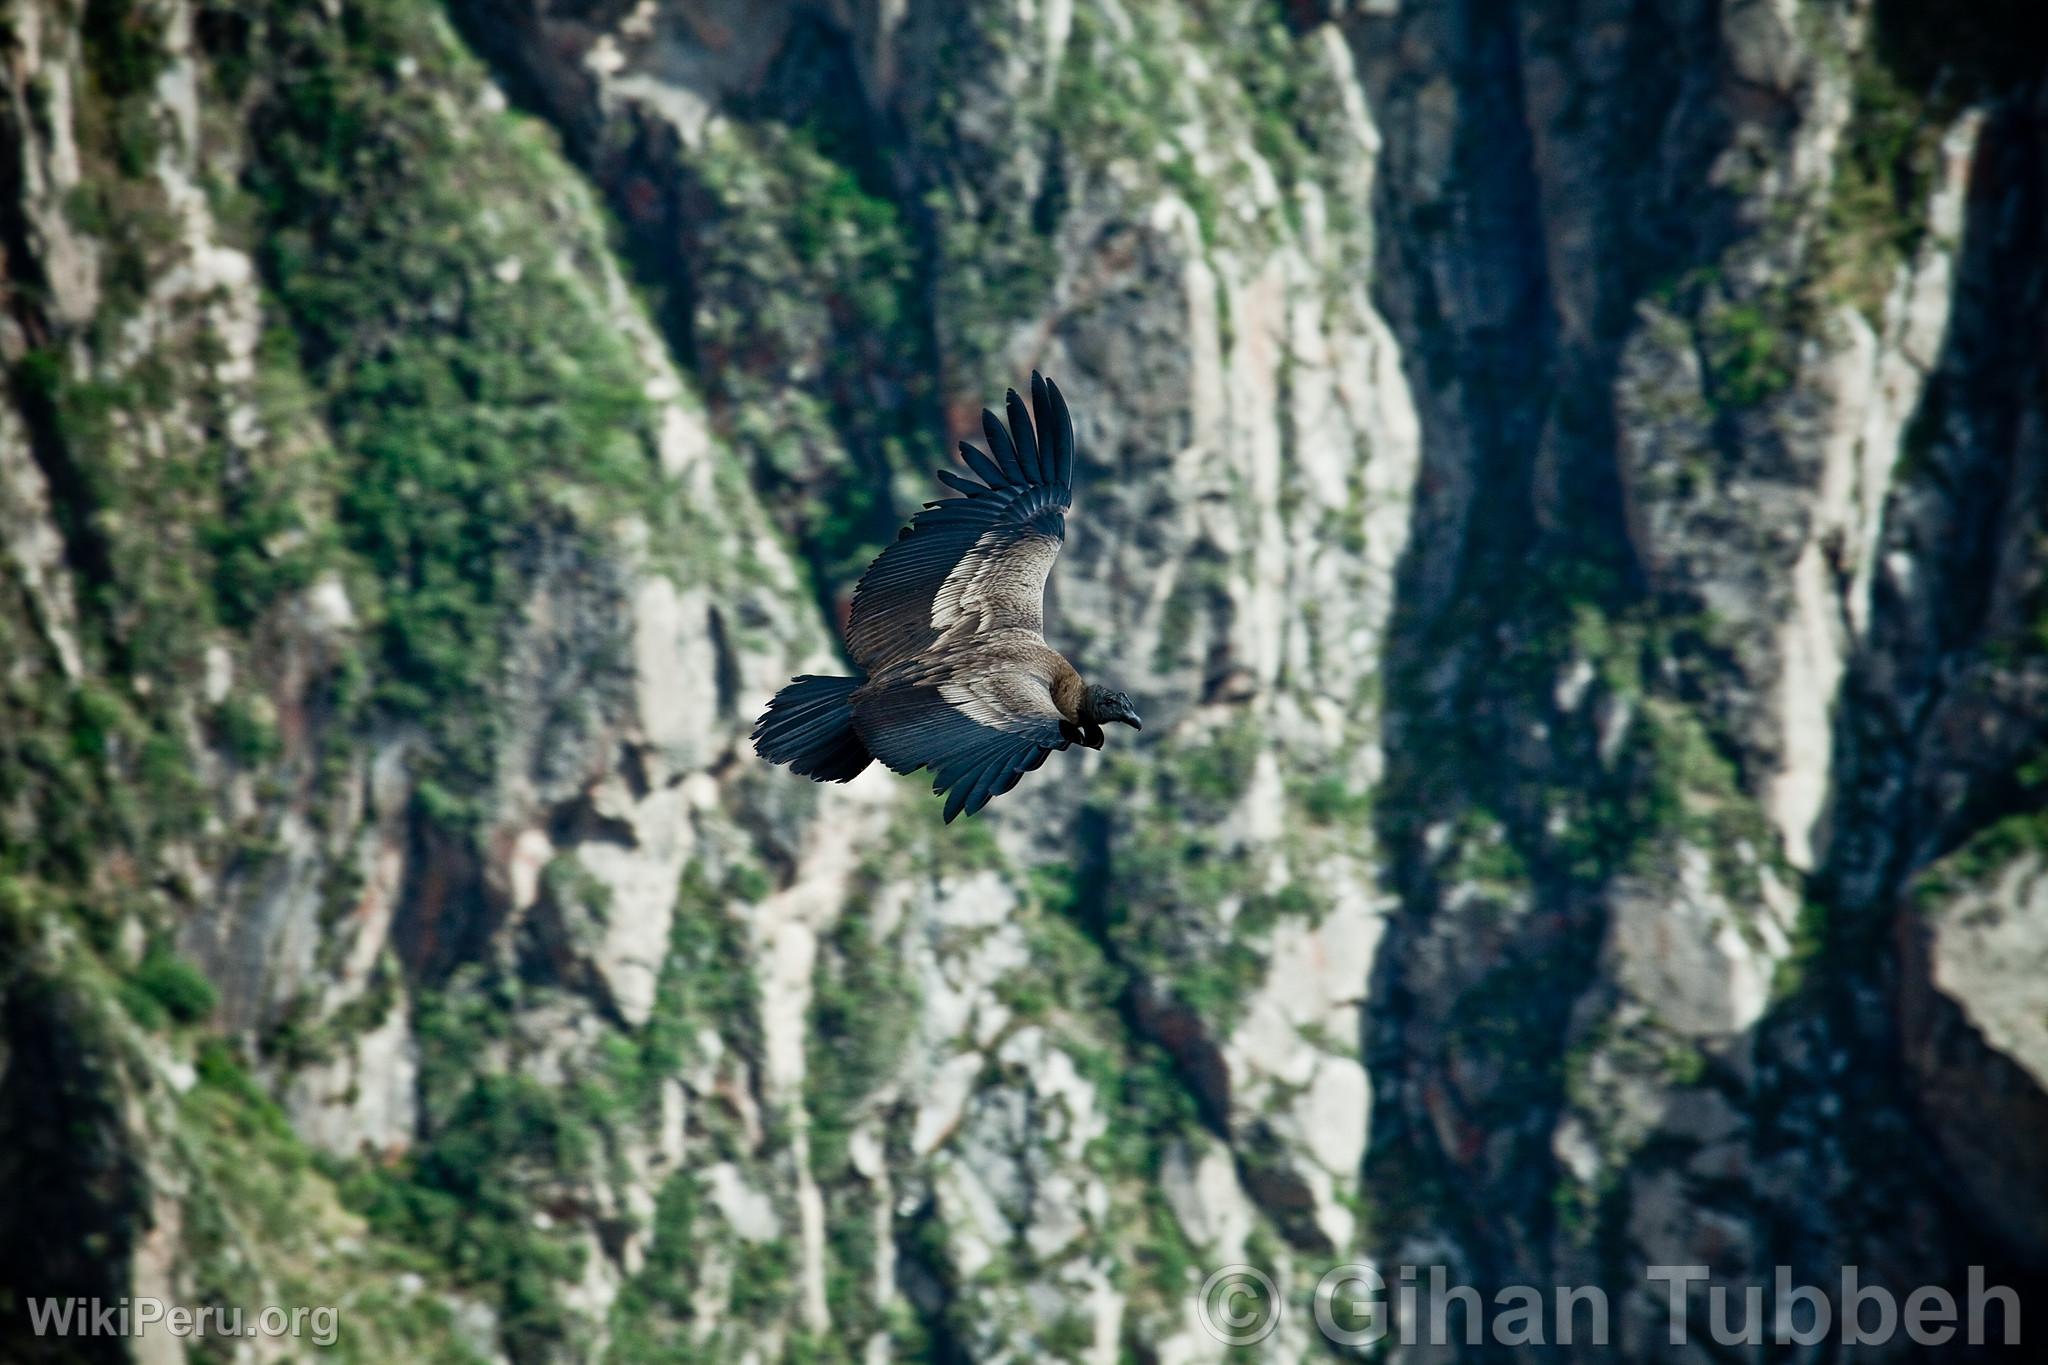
[1075,684,1143,749]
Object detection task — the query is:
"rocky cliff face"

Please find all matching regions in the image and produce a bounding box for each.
[0,0,2041,1361]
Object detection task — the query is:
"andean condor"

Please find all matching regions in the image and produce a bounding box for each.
[753,373,1142,822]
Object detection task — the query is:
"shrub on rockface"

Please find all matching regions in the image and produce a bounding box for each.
[118,949,219,1029]
[236,0,662,797]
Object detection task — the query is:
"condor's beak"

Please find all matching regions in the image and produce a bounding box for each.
[1123,713,1144,732]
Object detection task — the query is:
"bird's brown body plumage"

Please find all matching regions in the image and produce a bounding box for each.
[752,374,1142,820]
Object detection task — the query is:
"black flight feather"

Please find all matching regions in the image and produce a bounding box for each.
[982,409,1027,484]
[1005,389,1042,483]
[958,441,1006,489]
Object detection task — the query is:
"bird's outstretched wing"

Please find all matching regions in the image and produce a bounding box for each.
[846,373,1076,672]
[852,664,1068,822]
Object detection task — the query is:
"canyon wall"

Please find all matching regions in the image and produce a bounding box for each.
[0,1,2041,1360]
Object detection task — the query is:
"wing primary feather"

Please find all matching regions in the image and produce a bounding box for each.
[958,752,1004,819]
[935,468,982,496]
[1044,375,1074,488]
[982,410,1027,484]
[1006,388,1043,483]
[973,743,1029,813]
[992,760,1034,802]
[946,750,1010,823]
[1030,373,1054,484]
[957,441,1007,489]
[940,764,979,823]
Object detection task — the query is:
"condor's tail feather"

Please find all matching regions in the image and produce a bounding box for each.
[753,674,872,782]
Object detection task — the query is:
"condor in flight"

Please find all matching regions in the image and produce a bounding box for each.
[753,374,1142,821]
